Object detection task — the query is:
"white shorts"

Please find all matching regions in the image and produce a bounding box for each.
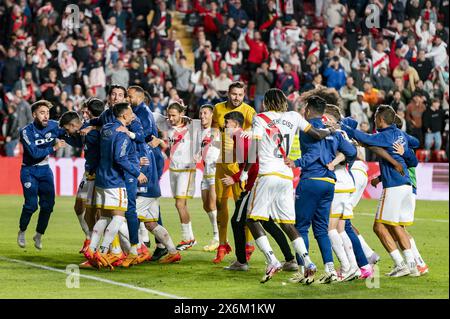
[247,175,295,224]
[375,185,414,226]
[201,162,216,191]
[95,187,128,212]
[136,196,160,222]
[76,173,96,207]
[331,192,354,219]
[401,191,416,226]
[170,169,196,199]
[350,168,368,208]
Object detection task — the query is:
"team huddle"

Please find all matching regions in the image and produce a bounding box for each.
[16,81,429,284]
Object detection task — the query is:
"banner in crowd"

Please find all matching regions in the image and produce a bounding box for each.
[0,157,448,201]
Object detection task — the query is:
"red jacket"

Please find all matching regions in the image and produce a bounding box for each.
[230,131,259,192]
[245,34,269,64]
[389,41,401,73]
[194,0,223,34]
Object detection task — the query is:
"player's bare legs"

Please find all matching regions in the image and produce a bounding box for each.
[175,198,190,224]
[373,222,418,277]
[373,222,398,252]
[390,225,411,250]
[388,226,428,276]
[390,225,419,275]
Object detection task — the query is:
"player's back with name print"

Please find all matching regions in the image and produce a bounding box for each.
[254,111,306,177]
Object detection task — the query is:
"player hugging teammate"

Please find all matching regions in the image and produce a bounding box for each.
[16,83,428,280]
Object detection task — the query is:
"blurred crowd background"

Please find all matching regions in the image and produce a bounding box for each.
[0,0,448,161]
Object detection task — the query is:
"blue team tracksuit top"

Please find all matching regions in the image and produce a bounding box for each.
[95,120,141,189]
[62,122,101,175]
[342,124,415,189]
[133,102,165,179]
[90,107,144,174]
[81,122,101,175]
[137,142,161,198]
[295,118,356,185]
[20,120,64,166]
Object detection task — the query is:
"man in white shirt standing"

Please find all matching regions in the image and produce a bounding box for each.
[350,91,371,127]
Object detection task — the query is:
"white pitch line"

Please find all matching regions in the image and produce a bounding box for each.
[0,256,186,299]
[358,213,449,223]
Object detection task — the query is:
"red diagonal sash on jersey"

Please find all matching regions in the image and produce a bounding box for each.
[107,27,118,44]
[257,113,287,160]
[201,133,213,162]
[158,13,167,29]
[170,126,189,158]
[373,53,388,69]
[308,44,319,57]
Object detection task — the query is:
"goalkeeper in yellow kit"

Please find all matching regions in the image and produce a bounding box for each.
[211,82,256,263]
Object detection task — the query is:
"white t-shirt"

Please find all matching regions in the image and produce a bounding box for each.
[252,111,311,178]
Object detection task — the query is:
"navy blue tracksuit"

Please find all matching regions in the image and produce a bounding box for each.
[19,120,64,234]
[294,118,356,265]
[133,102,164,228]
[91,108,145,245]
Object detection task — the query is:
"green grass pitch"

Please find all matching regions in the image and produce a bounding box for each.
[0,195,448,299]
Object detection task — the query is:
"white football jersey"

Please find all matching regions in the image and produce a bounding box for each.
[334,130,356,192]
[351,160,368,173]
[198,127,220,165]
[168,125,195,170]
[252,111,311,178]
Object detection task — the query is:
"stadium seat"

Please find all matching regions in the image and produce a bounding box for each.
[432,150,448,162]
[416,149,431,162]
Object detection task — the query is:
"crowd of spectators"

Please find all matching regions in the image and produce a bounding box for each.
[0,0,449,160]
